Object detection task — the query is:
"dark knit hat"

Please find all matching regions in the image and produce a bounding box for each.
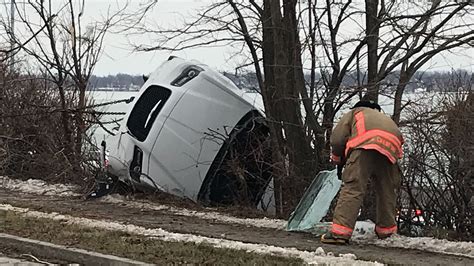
[352,100,381,111]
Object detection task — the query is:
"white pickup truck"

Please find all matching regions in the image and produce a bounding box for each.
[104,57,274,209]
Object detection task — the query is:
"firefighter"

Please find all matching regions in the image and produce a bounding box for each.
[321,100,404,244]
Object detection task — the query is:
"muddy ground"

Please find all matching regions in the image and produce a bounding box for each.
[0,188,471,265]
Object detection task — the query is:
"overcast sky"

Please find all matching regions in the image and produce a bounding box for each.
[84,0,234,76]
[2,0,473,76]
[84,0,259,76]
[91,0,474,76]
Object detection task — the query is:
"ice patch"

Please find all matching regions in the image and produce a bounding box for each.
[0,176,79,197]
[0,204,380,265]
[101,194,287,229]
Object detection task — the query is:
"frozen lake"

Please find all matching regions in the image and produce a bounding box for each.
[87,91,137,145]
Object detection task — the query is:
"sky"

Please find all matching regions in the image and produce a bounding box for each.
[88,0,474,76]
[83,0,238,76]
[1,0,473,76]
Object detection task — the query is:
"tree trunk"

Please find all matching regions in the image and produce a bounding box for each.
[280,0,316,214]
[72,81,87,174]
[365,0,379,102]
[262,0,316,215]
[262,0,287,216]
[392,71,410,125]
[282,0,314,176]
[360,0,380,222]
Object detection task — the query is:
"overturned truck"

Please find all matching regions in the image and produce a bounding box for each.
[103,57,274,209]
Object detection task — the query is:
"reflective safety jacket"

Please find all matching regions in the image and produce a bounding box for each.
[330,107,404,164]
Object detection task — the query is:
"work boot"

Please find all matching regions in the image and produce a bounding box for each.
[375,231,394,240]
[321,231,349,245]
[375,225,397,240]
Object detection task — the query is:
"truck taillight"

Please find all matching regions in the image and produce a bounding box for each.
[129,146,143,182]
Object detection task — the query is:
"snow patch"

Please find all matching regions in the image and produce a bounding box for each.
[315,247,326,256]
[101,194,287,230]
[339,253,357,260]
[2,177,472,259]
[1,177,286,230]
[352,220,474,258]
[0,204,379,265]
[0,176,79,197]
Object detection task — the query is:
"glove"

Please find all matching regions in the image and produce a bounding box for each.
[337,164,343,180]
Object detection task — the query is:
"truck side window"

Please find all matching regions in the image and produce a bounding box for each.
[127,85,171,141]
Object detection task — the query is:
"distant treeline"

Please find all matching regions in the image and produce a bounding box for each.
[226,69,472,93]
[88,73,145,91]
[89,69,471,92]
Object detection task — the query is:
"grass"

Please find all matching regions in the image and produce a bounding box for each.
[0,210,303,264]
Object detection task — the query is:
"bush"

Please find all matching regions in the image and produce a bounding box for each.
[0,63,96,185]
[399,87,472,240]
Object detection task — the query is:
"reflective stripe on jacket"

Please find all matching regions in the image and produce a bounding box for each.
[330,107,404,164]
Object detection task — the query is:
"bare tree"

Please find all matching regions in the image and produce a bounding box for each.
[1,0,124,176]
[365,0,380,101]
[316,0,474,221]
[121,0,473,216]
[399,74,472,239]
[359,0,474,123]
[304,1,367,151]
[385,2,473,124]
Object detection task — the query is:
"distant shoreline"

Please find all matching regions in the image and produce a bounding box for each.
[87,89,139,92]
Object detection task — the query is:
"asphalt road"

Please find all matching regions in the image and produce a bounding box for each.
[0,256,42,265]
